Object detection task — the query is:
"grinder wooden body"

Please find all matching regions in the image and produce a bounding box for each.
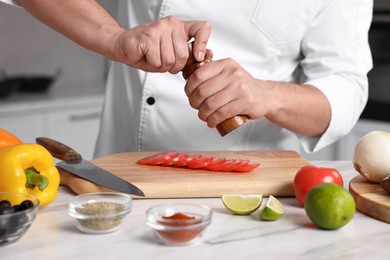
[181,44,250,136]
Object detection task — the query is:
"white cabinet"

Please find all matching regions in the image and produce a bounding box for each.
[0,96,103,160]
[0,113,43,144]
[45,106,101,160]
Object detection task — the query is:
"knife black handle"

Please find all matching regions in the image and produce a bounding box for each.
[36,137,82,164]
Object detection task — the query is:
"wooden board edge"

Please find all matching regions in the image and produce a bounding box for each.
[349,175,390,224]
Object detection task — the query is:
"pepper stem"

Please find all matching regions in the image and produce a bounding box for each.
[25,167,49,191]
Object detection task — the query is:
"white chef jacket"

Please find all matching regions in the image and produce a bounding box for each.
[4,0,373,158]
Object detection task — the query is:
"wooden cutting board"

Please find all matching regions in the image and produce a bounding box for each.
[59,150,309,199]
[349,175,390,224]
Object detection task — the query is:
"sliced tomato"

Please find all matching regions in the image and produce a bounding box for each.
[137,151,260,172]
[219,159,249,172]
[159,152,187,166]
[233,163,260,172]
[203,158,227,169]
[156,151,181,165]
[136,150,179,166]
[204,159,235,171]
[186,156,214,169]
[169,153,189,166]
[173,154,201,167]
[203,162,227,172]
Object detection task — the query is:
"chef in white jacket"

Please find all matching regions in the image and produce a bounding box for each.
[2,0,373,158]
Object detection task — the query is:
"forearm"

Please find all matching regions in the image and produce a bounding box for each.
[19,0,124,61]
[261,80,331,137]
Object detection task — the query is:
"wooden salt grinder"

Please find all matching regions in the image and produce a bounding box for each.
[181,44,250,137]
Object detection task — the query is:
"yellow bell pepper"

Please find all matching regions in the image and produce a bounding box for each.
[0,144,60,206]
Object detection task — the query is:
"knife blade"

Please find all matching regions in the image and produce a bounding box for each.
[36,137,145,197]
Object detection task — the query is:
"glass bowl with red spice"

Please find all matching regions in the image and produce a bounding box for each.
[146,203,212,246]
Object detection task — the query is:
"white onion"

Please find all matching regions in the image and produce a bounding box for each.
[353,131,390,183]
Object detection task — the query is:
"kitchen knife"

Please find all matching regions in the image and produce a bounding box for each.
[36,137,145,197]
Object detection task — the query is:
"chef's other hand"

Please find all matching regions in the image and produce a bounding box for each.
[184,58,270,128]
[112,15,212,74]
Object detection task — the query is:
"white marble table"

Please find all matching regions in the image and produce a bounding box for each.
[2,161,390,259]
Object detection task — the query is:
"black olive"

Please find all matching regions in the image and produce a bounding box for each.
[0,199,32,239]
[10,214,28,226]
[0,216,11,237]
[0,200,11,208]
[0,207,14,215]
[8,214,28,235]
[18,200,34,211]
[0,228,7,237]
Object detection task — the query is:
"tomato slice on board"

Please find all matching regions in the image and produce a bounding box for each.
[137,151,260,172]
[202,158,227,171]
[136,150,179,166]
[173,154,202,167]
[154,151,180,165]
[204,159,237,171]
[169,153,189,166]
[186,156,214,169]
[233,163,260,172]
[159,152,188,166]
[219,159,250,172]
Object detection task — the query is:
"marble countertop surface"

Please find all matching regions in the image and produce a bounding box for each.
[2,161,390,260]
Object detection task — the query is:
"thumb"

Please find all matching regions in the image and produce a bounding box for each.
[185,20,212,62]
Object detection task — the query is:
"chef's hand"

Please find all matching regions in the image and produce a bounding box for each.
[112,16,212,74]
[184,58,269,128]
[184,57,331,137]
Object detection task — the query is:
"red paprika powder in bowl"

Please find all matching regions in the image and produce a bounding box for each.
[146,204,212,246]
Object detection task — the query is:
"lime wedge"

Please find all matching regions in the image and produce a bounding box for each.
[221,194,263,215]
[259,195,285,221]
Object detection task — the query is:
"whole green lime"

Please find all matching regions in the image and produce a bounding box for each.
[304,183,356,230]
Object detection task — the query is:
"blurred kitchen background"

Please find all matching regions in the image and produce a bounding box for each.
[0,0,117,159]
[0,0,389,161]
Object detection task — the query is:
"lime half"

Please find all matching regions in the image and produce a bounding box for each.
[259,195,285,221]
[221,194,263,215]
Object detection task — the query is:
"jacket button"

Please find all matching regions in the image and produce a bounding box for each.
[146,97,155,105]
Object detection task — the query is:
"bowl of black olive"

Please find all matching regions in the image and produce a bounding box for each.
[0,192,40,246]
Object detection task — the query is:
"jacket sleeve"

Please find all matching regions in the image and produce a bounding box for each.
[298,0,373,153]
[0,0,20,6]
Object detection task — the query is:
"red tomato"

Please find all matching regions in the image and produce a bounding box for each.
[137,151,260,173]
[233,163,260,172]
[220,159,249,172]
[204,159,233,171]
[293,165,344,206]
[203,158,227,170]
[170,153,189,167]
[173,154,202,167]
[186,156,214,169]
[136,150,179,165]
[205,159,239,171]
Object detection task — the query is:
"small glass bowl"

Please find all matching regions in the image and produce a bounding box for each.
[146,204,212,246]
[68,192,132,234]
[0,192,40,246]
